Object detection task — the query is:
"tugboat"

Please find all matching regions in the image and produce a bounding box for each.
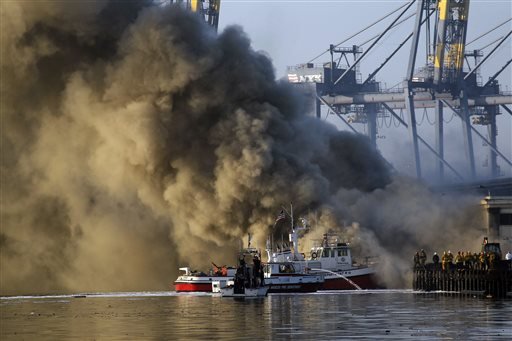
[269,207,381,290]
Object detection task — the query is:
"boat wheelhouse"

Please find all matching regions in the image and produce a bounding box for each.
[263,262,323,293]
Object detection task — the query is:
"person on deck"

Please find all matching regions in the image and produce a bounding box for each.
[252,255,262,287]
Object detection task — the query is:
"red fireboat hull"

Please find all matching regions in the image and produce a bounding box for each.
[174,282,215,292]
[174,281,322,293]
[321,273,380,290]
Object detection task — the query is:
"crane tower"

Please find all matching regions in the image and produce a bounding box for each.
[168,0,221,31]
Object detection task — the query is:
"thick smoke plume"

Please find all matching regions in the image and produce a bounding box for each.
[1,2,485,295]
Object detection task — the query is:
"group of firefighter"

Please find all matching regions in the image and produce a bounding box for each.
[414,249,500,271]
[233,253,265,293]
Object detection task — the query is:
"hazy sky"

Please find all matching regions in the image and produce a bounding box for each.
[219,0,512,181]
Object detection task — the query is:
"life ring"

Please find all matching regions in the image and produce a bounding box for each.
[341,257,346,262]
[301,253,306,259]
[311,252,317,259]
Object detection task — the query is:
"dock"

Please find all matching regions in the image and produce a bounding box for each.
[413,262,512,298]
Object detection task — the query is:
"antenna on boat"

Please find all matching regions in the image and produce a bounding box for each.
[290,202,294,234]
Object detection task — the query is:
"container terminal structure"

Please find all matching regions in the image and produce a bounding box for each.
[167,0,221,31]
[286,0,511,182]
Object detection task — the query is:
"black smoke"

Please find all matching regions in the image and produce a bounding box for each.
[1,1,483,294]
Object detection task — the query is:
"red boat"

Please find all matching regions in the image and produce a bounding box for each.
[173,267,236,292]
[268,226,381,290]
[173,243,324,293]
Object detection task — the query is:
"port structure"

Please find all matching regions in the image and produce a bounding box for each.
[287,0,512,182]
[167,0,221,31]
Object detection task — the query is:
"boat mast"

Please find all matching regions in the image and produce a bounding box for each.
[290,202,300,260]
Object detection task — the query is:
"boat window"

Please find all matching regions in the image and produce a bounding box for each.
[337,249,348,256]
[322,249,329,258]
[279,264,294,273]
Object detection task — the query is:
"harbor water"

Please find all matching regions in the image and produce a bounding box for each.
[1,290,511,340]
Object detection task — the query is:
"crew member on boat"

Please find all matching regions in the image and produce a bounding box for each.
[252,254,263,287]
[234,256,247,294]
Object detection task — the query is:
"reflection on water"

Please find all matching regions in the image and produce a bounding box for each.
[1,291,511,340]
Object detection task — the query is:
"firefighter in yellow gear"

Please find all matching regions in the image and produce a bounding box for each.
[488,252,497,270]
[454,251,464,269]
[479,252,486,270]
[441,251,448,271]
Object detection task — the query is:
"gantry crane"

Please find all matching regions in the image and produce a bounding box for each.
[404,0,510,180]
[432,0,470,91]
[287,0,512,182]
[168,0,221,31]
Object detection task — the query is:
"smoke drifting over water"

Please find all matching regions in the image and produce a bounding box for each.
[1,2,484,295]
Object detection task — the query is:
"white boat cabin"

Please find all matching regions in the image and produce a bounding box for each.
[268,233,354,272]
[308,241,352,270]
[263,262,298,278]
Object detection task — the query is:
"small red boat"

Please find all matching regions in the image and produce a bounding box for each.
[173,267,236,293]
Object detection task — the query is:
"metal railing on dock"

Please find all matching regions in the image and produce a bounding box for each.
[413,262,512,298]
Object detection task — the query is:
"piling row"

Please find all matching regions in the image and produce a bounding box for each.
[413,262,512,298]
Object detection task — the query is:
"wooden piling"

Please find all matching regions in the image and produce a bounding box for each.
[413,261,512,298]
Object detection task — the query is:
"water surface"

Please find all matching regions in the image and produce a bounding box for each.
[1,290,511,340]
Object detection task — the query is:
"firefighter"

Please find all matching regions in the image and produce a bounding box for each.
[413,251,420,269]
[455,251,463,269]
[443,251,453,271]
[462,251,471,269]
[432,252,440,265]
[472,253,479,269]
[441,251,448,271]
[488,252,497,270]
[252,255,262,287]
[447,250,454,265]
[419,249,427,266]
[479,251,486,270]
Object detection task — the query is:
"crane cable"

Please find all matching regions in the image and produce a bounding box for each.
[466,18,512,46]
[479,34,511,51]
[443,112,456,124]
[359,12,416,47]
[307,1,411,63]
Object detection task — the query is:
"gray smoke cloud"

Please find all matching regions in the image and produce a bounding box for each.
[1,1,484,295]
